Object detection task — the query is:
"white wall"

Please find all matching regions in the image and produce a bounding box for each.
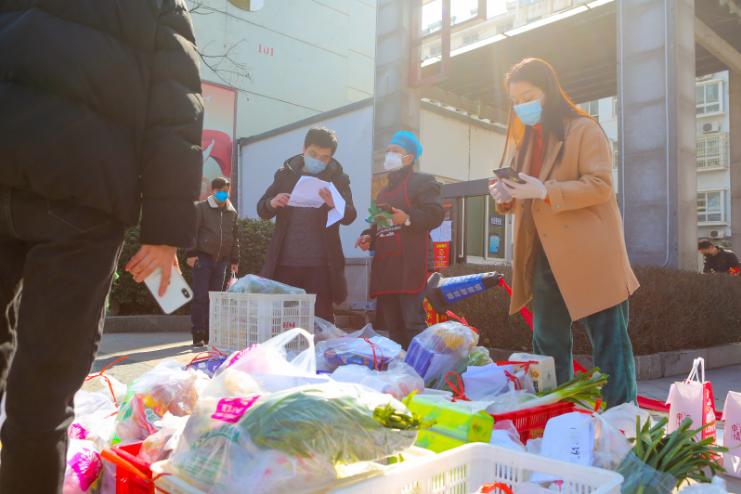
[190,0,376,138]
[239,105,373,258]
[419,107,507,182]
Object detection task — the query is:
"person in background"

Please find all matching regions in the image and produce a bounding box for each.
[187,177,241,346]
[356,130,444,349]
[489,58,638,408]
[699,240,740,276]
[0,1,203,491]
[257,128,357,322]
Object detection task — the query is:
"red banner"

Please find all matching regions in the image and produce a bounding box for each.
[433,242,450,270]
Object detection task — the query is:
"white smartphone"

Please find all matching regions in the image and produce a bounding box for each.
[144,267,194,314]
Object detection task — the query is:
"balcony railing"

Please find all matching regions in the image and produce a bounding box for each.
[697,132,729,170]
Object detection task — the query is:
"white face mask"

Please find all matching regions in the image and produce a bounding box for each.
[383,152,405,171]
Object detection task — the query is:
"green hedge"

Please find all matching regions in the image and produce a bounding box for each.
[441,263,741,355]
[110,218,274,315]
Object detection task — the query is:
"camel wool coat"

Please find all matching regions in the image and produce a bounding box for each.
[498,116,639,321]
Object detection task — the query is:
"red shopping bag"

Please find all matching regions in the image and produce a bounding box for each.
[666,357,716,441]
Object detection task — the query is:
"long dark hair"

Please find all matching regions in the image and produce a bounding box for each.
[498,58,592,169]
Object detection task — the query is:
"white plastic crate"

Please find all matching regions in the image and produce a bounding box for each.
[208,291,316,353]
[331,443,623,494]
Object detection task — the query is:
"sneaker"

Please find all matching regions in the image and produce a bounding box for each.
[193,340,206,348]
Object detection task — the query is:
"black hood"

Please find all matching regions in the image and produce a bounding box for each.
[283,154,345,181]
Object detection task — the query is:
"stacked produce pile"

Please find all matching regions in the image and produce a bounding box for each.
[46,277,733,494]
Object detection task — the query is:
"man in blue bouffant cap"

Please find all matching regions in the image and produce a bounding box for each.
[356,130,444,349]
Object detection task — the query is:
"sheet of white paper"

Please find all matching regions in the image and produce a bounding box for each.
[326,183,346,227]
[287,176,329,208]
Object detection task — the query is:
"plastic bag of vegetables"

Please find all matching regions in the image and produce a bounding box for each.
[404,320,478,387]
[228,274,306,294]
[204,328,328,398]
[115,361,208,443]
[167,382,423,493]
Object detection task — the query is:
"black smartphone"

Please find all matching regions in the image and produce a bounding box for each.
[493,167,526,184]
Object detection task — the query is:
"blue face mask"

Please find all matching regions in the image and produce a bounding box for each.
[513,99,543,126]
[214,191,229,202]
[303,155,327,175]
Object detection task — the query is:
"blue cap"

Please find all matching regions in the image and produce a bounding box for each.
[389,130,423,161]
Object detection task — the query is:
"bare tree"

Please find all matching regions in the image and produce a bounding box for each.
[187,0,253,92]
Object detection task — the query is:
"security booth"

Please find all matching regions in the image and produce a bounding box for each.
[439,179,512,267]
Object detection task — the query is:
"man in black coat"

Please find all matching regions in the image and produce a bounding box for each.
[699,240,741,276]
[0,1,203,492]
[257,128,357,322]
[356,130,444,349]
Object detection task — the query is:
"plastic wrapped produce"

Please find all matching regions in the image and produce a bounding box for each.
[69,391,118,450]
[205,328,327,398]
[168,382,421,494]
[228,274,306,294]
[115,361,208,443]
[313,317,347,342]
[138,413,190,464]
[467,346,493,367]
[404,321,478,387]
[315,324,383,372]
[331,361,424,400]
[187,351,228,378]
[462,364,509,401]
[63,439,103,494]
[323,335,402,371]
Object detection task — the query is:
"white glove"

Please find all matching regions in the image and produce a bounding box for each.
[488,180,513,204]
[504,173,547,200]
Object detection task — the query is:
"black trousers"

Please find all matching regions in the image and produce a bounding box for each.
[273,265,334,322]
[190,254,229,343]
[0,186,124,494]
[375,291,427,350]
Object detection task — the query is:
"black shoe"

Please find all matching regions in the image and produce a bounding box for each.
[192,334,206,347]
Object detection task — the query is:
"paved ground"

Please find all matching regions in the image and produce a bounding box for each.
[86,332,741,492]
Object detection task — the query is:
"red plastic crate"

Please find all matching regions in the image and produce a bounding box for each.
[490,401,575,444]
[101,441,154,494]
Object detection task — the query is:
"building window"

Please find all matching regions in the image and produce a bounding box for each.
[697,132,729,170]
[465,196,486,257]
[697,191,726,225]
[580,100,599,121]
[696,81,723,115]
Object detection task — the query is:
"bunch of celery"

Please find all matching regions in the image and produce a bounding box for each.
[487,368,607,414]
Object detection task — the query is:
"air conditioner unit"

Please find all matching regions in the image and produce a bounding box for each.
[710,230,719,238]
[702,122,721,133]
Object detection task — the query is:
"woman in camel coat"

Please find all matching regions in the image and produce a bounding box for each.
[490,58,639,407]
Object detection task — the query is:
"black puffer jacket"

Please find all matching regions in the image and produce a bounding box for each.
[0,0,204,247]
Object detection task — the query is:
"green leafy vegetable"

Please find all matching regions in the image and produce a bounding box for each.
[621,416,727,492]
[239,385,421,464]
[366,202,393,228]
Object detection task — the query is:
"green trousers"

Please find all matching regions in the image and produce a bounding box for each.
[532,247,637,408]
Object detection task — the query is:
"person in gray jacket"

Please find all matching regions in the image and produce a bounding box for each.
[187,177,240,346]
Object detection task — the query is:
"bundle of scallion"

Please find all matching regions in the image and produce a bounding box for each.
[617,416,727,494]
[487,368,607,414]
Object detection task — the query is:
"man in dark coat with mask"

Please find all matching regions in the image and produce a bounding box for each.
[258,128,357,322]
